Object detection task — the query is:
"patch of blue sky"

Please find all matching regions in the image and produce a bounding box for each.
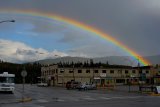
[33,33,73,51]
[13,31,73,51]
[0,19,73,51]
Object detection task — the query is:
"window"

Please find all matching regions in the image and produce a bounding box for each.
[116,79,125,83]
[125,70,129,74]
[94,70,98,73]
[78,70,82,73]
[60,70,64,73]
[86,70,90,73]
[52,70,55,74]
[132,70,136,74]
[69,71,73,73]
[0,77,6,83]
[146,71,149,74]
[118,70,122,74]
[139,70,142,74]
[110,70,114,74]
[102,70,106,73]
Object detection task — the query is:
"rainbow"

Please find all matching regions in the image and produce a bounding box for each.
[0,9,151,66]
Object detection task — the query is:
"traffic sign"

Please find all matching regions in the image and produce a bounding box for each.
[21,70,27,77]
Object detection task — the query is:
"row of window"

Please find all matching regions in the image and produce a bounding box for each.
[42,69,58,75]
[59,70,150,74]
[42,69,150,75]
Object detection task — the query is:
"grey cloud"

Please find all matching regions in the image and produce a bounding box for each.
[67,42,125,58]
[58,29,90,45]
[0,39,68,63]
[47,0,160,56]
[0,0,160,56]
[0,13,68,34]
[16,49,37,56]
[30,19,67,33]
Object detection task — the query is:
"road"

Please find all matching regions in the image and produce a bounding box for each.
[0,84,160,107]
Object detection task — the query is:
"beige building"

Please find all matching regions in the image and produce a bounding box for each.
[41,64,160,87]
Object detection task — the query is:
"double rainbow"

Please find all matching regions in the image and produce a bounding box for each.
[0,9,151,66]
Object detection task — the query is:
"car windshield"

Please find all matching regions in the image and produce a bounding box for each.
[0,77,14,83]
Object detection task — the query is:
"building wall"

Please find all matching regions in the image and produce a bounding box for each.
[41,65,160,87]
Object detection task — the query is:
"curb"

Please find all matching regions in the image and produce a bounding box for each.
[150,93,160,96]
[0,98,32,104]
[141,92,153,94]
[18,97,32,102]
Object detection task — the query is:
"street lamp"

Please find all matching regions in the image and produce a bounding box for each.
[0,20,15,23]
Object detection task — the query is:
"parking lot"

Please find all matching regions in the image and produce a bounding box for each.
[0,84,160,107]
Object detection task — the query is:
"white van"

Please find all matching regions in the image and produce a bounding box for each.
[0,72,15,93]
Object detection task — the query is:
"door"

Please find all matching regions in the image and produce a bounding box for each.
[101,79,105,87]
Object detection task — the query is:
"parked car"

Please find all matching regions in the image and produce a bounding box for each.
[66,81,80,89]
[77,82,97,90]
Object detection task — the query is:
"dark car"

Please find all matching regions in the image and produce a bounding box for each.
[66,81,80,89]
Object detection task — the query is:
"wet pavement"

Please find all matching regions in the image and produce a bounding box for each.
[0,84,159,107]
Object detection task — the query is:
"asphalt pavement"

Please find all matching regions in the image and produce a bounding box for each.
[0,84,159,107]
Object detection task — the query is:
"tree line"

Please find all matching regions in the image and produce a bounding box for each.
[0,59,133,84]
[0,60,41,84]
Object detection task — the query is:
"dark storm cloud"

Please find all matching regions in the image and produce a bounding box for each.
[0,0,160,56]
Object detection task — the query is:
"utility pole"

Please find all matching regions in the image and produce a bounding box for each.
[73,64,75,81]
[53,55,65,86]
[92,67,95,84]
[123,57,134,92]
[137,58,142,91]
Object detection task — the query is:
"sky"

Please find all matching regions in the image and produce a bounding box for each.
[0,0,160,63]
